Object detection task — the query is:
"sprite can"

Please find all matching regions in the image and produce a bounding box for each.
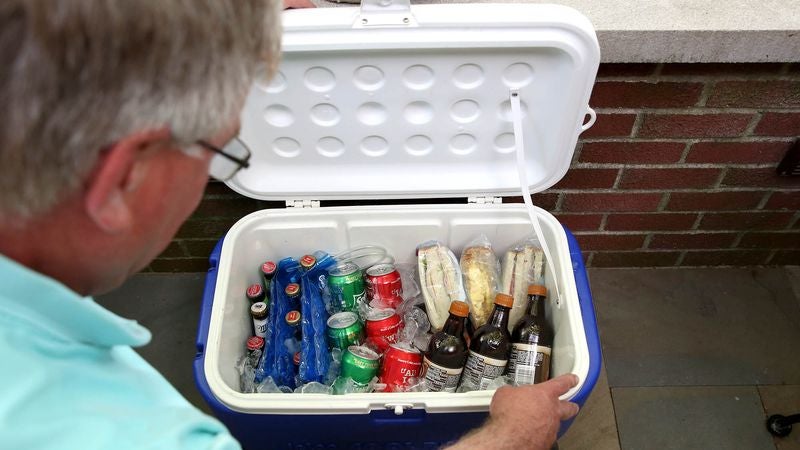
[341,345,380,384]
[327,262,366,312]
[326,311,364,349]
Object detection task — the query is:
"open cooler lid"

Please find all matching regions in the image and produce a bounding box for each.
[227,1,599,201]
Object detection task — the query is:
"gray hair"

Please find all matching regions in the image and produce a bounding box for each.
[0,0,281,221]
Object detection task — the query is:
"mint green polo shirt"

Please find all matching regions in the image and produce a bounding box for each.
[0,254,240,450]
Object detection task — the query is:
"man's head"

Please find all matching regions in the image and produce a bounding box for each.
[0,0,281,294]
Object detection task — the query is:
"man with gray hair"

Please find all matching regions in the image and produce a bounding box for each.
[0,1,578,448]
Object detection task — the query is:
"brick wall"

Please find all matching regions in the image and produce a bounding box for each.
[149,63,800,272]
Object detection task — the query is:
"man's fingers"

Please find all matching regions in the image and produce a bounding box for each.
[540,373,579,396]
[558,401,580,420]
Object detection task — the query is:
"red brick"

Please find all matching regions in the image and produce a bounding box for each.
[707,81,800,108]
[660,63,785,77]
[618,168,720,190]
[699,212,795,231]
[753,113,800,137]
[551,168,619,190]
[573,233,646,251]
[581,114,636,138]
[579,141,685,164]
[666,191,766,211]
[590,82,704,108]
[765,191,800,210]
[681,250,772,266]
[561,193,663,212]
[649,233,738,249]
[505,193,560,211]
[738,231,800,249]
[553,214,604,231]
[596,63,658,78]
[591,251,681,267]
[605,213,698,231]
[638,113,754,138]
[769,250,800,265]
[721,167,800,188]
[686,141,793,164]
[192,198,262,218]
[183,239,221,258]
[149,258,210,273]
[157,242,186,258]
[176,218,239,239]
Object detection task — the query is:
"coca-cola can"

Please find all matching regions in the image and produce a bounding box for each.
[379,343,422,391]
[365,263,403,309]
[365,308,404,353]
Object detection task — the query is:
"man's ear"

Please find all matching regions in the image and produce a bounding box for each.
[84,128,172,233]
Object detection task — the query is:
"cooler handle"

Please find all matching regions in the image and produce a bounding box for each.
[195,236,225,357]
[581,106,597,132]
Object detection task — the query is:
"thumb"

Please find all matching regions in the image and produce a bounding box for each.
[540,373,579,397]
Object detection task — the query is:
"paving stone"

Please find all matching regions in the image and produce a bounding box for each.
[560,364,621,450]
[759,385,800,450]
[613,386,776,450]
[590,268,800,386]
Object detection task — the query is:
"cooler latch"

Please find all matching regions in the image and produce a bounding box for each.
[355,0,417,28]
[384,403,414,415]
[285,200,321,208]
[468,196,503,205]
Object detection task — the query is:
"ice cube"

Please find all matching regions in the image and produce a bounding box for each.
[486,376,512,391]
[297,382,333,395]
[255,376,282,393]
[395,263,421,300]
[284,337,301,354]
[412,332,432,352]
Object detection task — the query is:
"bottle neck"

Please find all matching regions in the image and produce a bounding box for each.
[489,305,511,329]
[442,314,466,337]
[527,294,546,317]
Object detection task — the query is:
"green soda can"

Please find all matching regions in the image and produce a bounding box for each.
[326,311,364,349]
[341,345,380,384]
[327,262,366,312]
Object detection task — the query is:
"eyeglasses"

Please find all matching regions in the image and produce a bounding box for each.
[197,138,252,181]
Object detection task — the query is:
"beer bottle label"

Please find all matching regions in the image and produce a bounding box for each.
[252,317,268,338]
[422,357,464,393]
[507,343,551,385]
[461,350,507,390]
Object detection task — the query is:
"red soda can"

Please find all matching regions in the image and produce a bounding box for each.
[365,263,403,309]
[379,343,423,391]
[365,309,404,353]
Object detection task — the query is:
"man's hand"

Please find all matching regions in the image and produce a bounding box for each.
[283,0,315,9]
[445,374,580,450]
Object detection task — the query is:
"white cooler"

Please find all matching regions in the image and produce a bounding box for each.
[193,2,602,448]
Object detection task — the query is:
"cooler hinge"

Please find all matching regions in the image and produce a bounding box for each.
[285,200,321,209]
[468,196,503,205]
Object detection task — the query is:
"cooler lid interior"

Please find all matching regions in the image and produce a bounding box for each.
[226,2,600,201]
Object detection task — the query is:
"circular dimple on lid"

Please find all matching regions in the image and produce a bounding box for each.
[256,69,286,94]
[353,65,385,91]
[304,67,336,92]
[453,64,484,89]
[360,136,389,157]
[494,133,516,154]
[402,65,434,90]
[310,103,340,127]
[264,105,294,127]
[403,101,433,125]
[272,137,301,158]
[499,100,528,122]
[357,102,388,126]
[404,135,433,156]
[316,137,345,158]
[449,134,477,156]
[502,63,535,88]
[450,99,480,124]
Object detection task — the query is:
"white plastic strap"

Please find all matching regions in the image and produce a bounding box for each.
[333,245,394,268]
[510,90,563,307]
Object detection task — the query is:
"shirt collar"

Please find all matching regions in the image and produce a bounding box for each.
[0,254,151,347]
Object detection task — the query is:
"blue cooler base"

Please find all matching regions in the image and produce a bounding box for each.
[194,227,601,449]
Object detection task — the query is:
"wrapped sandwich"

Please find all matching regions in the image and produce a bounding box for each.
[500,239,545,331]
[417,241,466,330]
[459,235,499,329]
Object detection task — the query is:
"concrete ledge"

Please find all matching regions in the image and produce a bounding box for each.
[309,0,800,63]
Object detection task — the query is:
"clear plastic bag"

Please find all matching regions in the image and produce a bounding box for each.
[499,236,546,331]
[459,234,500,329]
[417,240,466,331]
